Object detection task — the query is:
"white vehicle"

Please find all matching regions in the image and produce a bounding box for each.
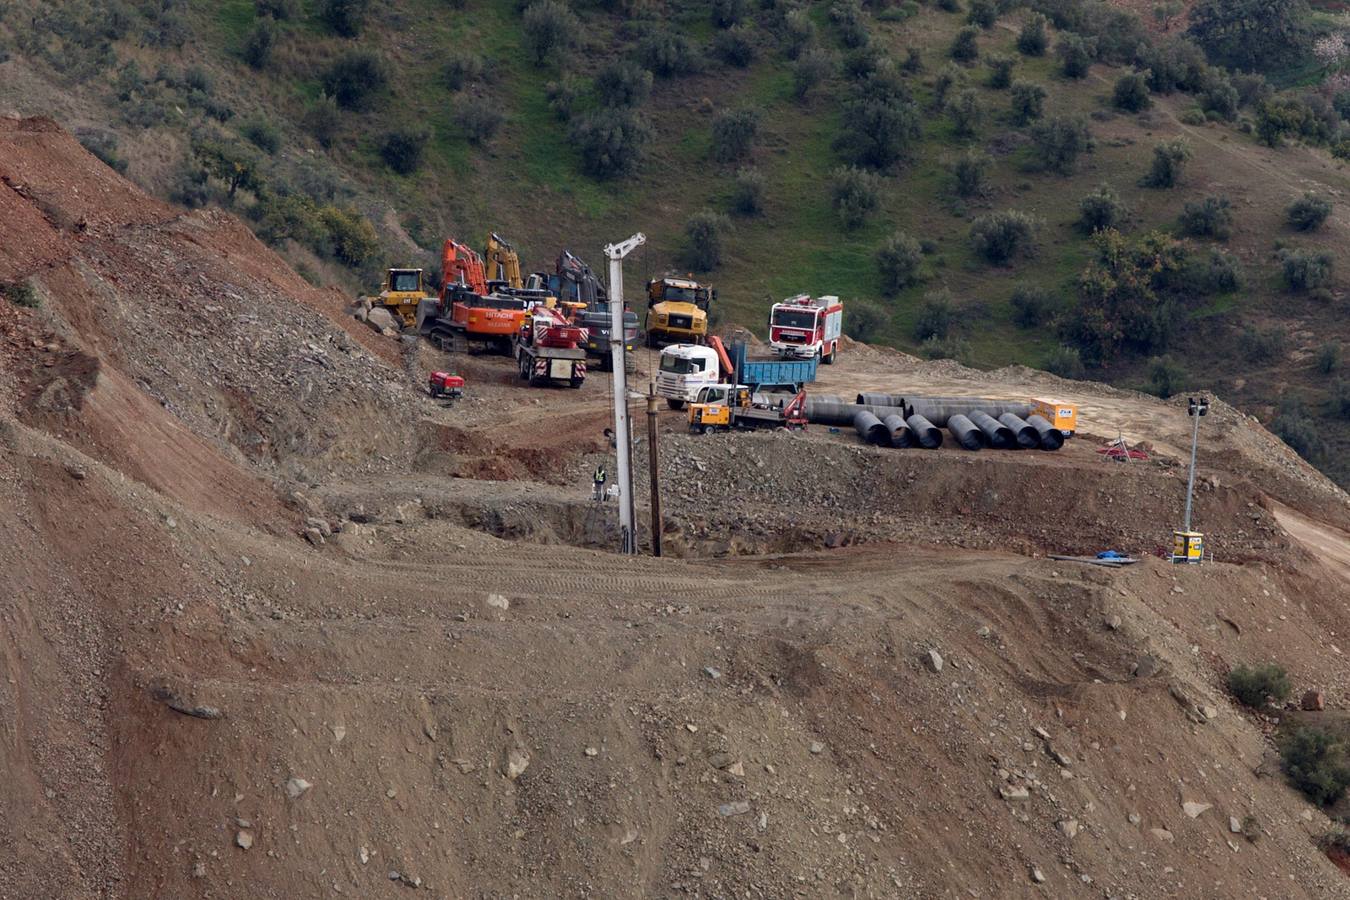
[768,294,844,362]
[655,344,721,409]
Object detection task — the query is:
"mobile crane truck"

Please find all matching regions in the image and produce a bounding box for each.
[514,306,587,387]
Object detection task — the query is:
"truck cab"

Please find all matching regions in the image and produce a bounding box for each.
[768,294,844,363]
[656,344,721,409]
[646,277,714,348]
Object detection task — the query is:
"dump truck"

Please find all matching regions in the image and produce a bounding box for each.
[688,383,808,433]
[378,268,430,328]
[645,276,714,347]
[656,336,818,409]
[514,306,587,387]
[768,294,843,363]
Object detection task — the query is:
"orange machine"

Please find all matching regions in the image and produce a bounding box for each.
[420,238,537,353]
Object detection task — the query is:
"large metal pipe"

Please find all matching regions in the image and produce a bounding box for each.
[906,399,1034,427]
[969,410,1016,449]
[1026,414,1065,451]
[853,410,890,445]
[804,398,905,427]
[905,413,943,449]
[947,413,986,451]
[998,412,1040,449]
[857,392,905,408]
[882,414,913,448]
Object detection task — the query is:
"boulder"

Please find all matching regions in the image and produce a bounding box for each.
[366,307,398,333]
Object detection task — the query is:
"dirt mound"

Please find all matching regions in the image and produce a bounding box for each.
[3,117,1350,899]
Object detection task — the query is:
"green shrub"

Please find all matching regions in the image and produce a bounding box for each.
[1045,344,1084,378]
[322,51,389,112]
[304,94,341,149]
[256,0,298,19]
[730,167,765,216]
[782,9,817,59]
[950,149,990,198]
[1010,80,1046,125]
[1317,342,1341,375]
[902,46,924,74]
[1238,325,1286,362]
[830,165,881,229]
[970,210,1039,264]
[319,0,370,37]
[711,107,760,162]
[637,29,701,77]
[1273,404,1325,461]
[1288,193,1332,232]
[1029,115,1091,174]
[596,59,652,108]
[947,89,983,138]
[1147,355,1184,397]
[1281,727,1350,807]
[913,292,953,340]
[1011,283,1054,328]
[986,54,1014,89]
[242,20,275,70]
[967,0,997,28]
[683,209,730,270]
[522,0,579,66]
[950,25,980,63]
[1140,138,1191,188]
[1281,248,1334,292]
[876,231,924,295]
[444,50,485,91]
[240,117,281,154]
[834,90,923,169]
[712,26,756,67]
[1056,33,1095,78]
[457,96,505,145]
[1183,248,1243,295]
[1199,71,1238,120]
[831,0,870,50]
[937,0,960,11]
[842,45,883,82]
[380,129,429,174]
[1178,195,1233,240]
[545,76,581,121]
[1017,12,1048,56]
[1076,184,1126,234]
[793,46,833,100]
[920,335,971,362]
[0,280,39,309]
[933,64,965,110]
[711,0,745,28]
[569,108,653,178]
[1113,71,1151,112]
[319,206,381,269]
[846,300,888,342]
[79,132,129,174]
[1331,379,1350,419]
[192,140,260,200]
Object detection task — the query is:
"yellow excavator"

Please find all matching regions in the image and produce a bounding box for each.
[378,267,430,328]
[484,232,523,290]
[645,275,715,347]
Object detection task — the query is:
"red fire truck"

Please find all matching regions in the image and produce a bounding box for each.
[768,294,844,363]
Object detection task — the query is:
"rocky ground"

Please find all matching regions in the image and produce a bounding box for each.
[4,115,1350,898]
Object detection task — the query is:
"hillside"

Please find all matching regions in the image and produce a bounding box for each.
[4,1,1350,486]
[4,113,1350,897]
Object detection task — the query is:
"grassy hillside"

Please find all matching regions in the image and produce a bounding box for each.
[3,0,1350,485]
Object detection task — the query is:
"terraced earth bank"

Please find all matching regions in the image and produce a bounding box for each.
[3,117,1350,898]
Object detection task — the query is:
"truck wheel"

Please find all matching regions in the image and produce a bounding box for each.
[666,399,685,411]
[569,377,583,389]
[823,344,836,364]
[646,332,658,349]
[518,356,530,380]
[701,425,714,435]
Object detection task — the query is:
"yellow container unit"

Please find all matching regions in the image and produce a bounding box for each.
[1032,399,1077,436]
[1171,531,1204,564]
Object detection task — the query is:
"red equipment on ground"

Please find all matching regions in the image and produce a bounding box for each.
[428,371,465,400]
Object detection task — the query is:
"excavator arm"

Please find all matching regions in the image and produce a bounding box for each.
[441,239,487,296]
[485,232,523,289]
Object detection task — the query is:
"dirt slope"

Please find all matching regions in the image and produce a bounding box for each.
[3,117,1350,899]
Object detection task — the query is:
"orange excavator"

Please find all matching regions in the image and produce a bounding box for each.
[419,238,536,354]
